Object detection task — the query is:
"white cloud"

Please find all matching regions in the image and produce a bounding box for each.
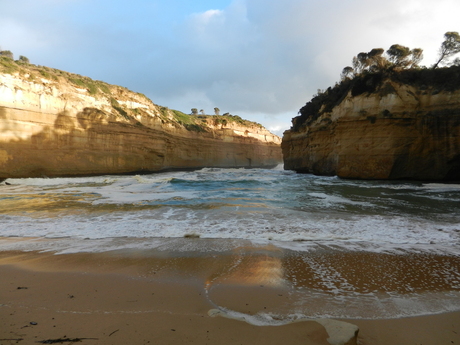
[192,9,224,23]
[1,0,459,133]
[167,0,460,127]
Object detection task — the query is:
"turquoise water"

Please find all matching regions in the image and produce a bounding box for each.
[0,166,459,253]
[1,166,460,320]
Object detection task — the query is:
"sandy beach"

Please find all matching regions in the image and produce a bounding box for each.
[1,248,459,345]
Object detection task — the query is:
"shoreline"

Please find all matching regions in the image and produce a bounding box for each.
[1,248,460,344]
[0,251,336,345]
[0,164,284,182]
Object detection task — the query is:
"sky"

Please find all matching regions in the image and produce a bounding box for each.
[0,0,459,136]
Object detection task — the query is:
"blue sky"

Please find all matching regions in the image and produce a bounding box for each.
[1,0,459,135]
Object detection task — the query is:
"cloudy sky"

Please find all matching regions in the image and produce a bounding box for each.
[1,0,459,135]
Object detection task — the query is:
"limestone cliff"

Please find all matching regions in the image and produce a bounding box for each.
[282,68,460,180]
[0,60,282,179]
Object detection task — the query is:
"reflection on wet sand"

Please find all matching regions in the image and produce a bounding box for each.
[0,239,459,320]
[206,249,286,288]
[202,245,460,320]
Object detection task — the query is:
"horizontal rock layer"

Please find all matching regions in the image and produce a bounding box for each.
[0,72,282,179]
[282,77,460,180]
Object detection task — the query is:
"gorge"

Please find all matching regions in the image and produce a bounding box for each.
[0,59,282,179]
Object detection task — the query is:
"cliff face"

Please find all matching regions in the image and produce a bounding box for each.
[0,70,282,179]
[282,72,460,180]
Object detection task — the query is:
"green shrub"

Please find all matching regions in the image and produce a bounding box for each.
[110,98,129,119]
[218,114,262,128]
[68,77,102,95]
[0,50,13,59]
[18,55,30,64]
[0,56,19,74]
[97,82,111,95]
[172,110,194,125]
[184,123,207,132]
[39,70,51,79]
[86,83,98,95]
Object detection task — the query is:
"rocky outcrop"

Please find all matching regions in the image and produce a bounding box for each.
[0,68,281,179]
[282,69,460,180]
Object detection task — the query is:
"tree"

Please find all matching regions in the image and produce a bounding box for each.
[340,66,354,80]
[350,48,389,75]
[18,55,30,64]
[343,44,424,81]
[191,108,198,115]
[214,107,220,115]
[200,109,205,115]
[352,52,369,74]
[367,48,387,72]
[410,48,423,68]
[0,50,13,59]
[433,31,460,68]
[386,44,411,68]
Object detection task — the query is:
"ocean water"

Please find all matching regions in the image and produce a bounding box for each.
[1,165,460,320]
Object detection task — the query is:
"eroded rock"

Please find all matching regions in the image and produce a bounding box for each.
[282,73,460,180]
[0,72,282,179]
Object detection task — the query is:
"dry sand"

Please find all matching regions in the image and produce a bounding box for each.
[0,249,459,345]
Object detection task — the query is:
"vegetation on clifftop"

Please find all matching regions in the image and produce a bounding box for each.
[0,54,115,97]
[292,31,460,131]
[0,51,264,133]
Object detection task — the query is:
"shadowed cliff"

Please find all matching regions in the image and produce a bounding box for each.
[0,59,282,179]
[282,66,460,181]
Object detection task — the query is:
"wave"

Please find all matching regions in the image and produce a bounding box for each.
[1,167,459,254]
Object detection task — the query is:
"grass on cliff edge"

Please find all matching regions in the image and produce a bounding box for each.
[161,107,263,132]
[0,56,114,97]
[0,56,263,132]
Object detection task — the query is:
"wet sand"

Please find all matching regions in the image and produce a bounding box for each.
[0,248,459,345]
